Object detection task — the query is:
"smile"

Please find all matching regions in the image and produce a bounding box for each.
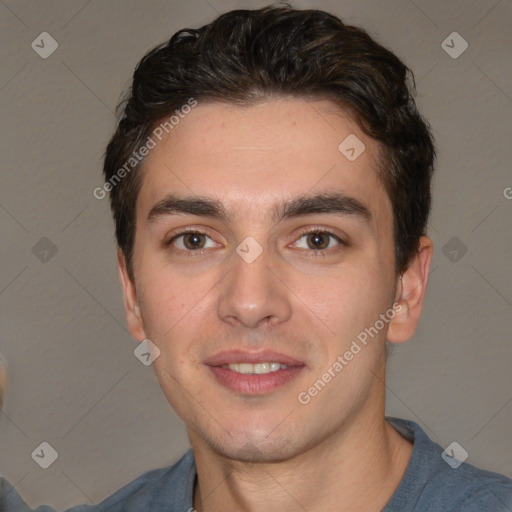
[205,350,305,394]
[221,362,288,374]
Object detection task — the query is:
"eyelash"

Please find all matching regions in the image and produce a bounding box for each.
[291,228,346,258]
[164,227,346,259]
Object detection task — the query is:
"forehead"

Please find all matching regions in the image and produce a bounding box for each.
[136,98,391,228]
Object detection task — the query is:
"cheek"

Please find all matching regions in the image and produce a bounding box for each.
[137,269,191,339]
[137,267,214,371]
[307,263,391,343]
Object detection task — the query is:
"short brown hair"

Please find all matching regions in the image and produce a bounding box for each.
[103,4,435,281]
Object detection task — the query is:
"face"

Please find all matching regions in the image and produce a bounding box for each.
[119,98,411,462]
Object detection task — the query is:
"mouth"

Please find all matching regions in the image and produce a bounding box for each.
[205,350,305,395]
[221,362,290,374]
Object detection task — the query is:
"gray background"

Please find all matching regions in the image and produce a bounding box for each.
[1,0,511,509]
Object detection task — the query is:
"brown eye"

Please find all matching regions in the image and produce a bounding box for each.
[182,233,207,250]
[306,232,331,250]
[166,231,218,252]
[291,230,344,253]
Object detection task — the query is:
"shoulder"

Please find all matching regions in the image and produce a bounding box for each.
[95,449,195,511]
[386,417,512,512]
[422,459,512,511]
[0,476,94,511]
[0,450,195,512]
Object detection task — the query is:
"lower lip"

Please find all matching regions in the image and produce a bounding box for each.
[208,365,304,394]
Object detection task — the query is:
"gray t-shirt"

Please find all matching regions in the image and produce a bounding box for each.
[2,417,511,511]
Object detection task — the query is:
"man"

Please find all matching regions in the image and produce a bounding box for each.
[2,4,511,511]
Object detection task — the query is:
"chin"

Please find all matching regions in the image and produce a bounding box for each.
[219,443,296,464]
[204,427,299,463]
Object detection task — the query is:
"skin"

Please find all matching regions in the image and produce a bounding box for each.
[118,98,433,511]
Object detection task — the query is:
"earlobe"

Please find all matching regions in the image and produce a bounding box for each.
[387,236,433,344]
[117,249,147,341]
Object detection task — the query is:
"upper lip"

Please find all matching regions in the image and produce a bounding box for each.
[205,350,304,367]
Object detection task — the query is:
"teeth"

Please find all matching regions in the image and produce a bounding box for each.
[224,362,289,374]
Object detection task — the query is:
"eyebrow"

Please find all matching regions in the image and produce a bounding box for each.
[147,192,372,226]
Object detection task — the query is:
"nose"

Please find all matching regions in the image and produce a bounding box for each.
[217,244,292,329]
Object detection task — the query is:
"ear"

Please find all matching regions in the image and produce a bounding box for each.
[387,236,433,344]
[117,248,147,341]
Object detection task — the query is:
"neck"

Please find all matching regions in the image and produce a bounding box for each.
[190,399,412,511]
